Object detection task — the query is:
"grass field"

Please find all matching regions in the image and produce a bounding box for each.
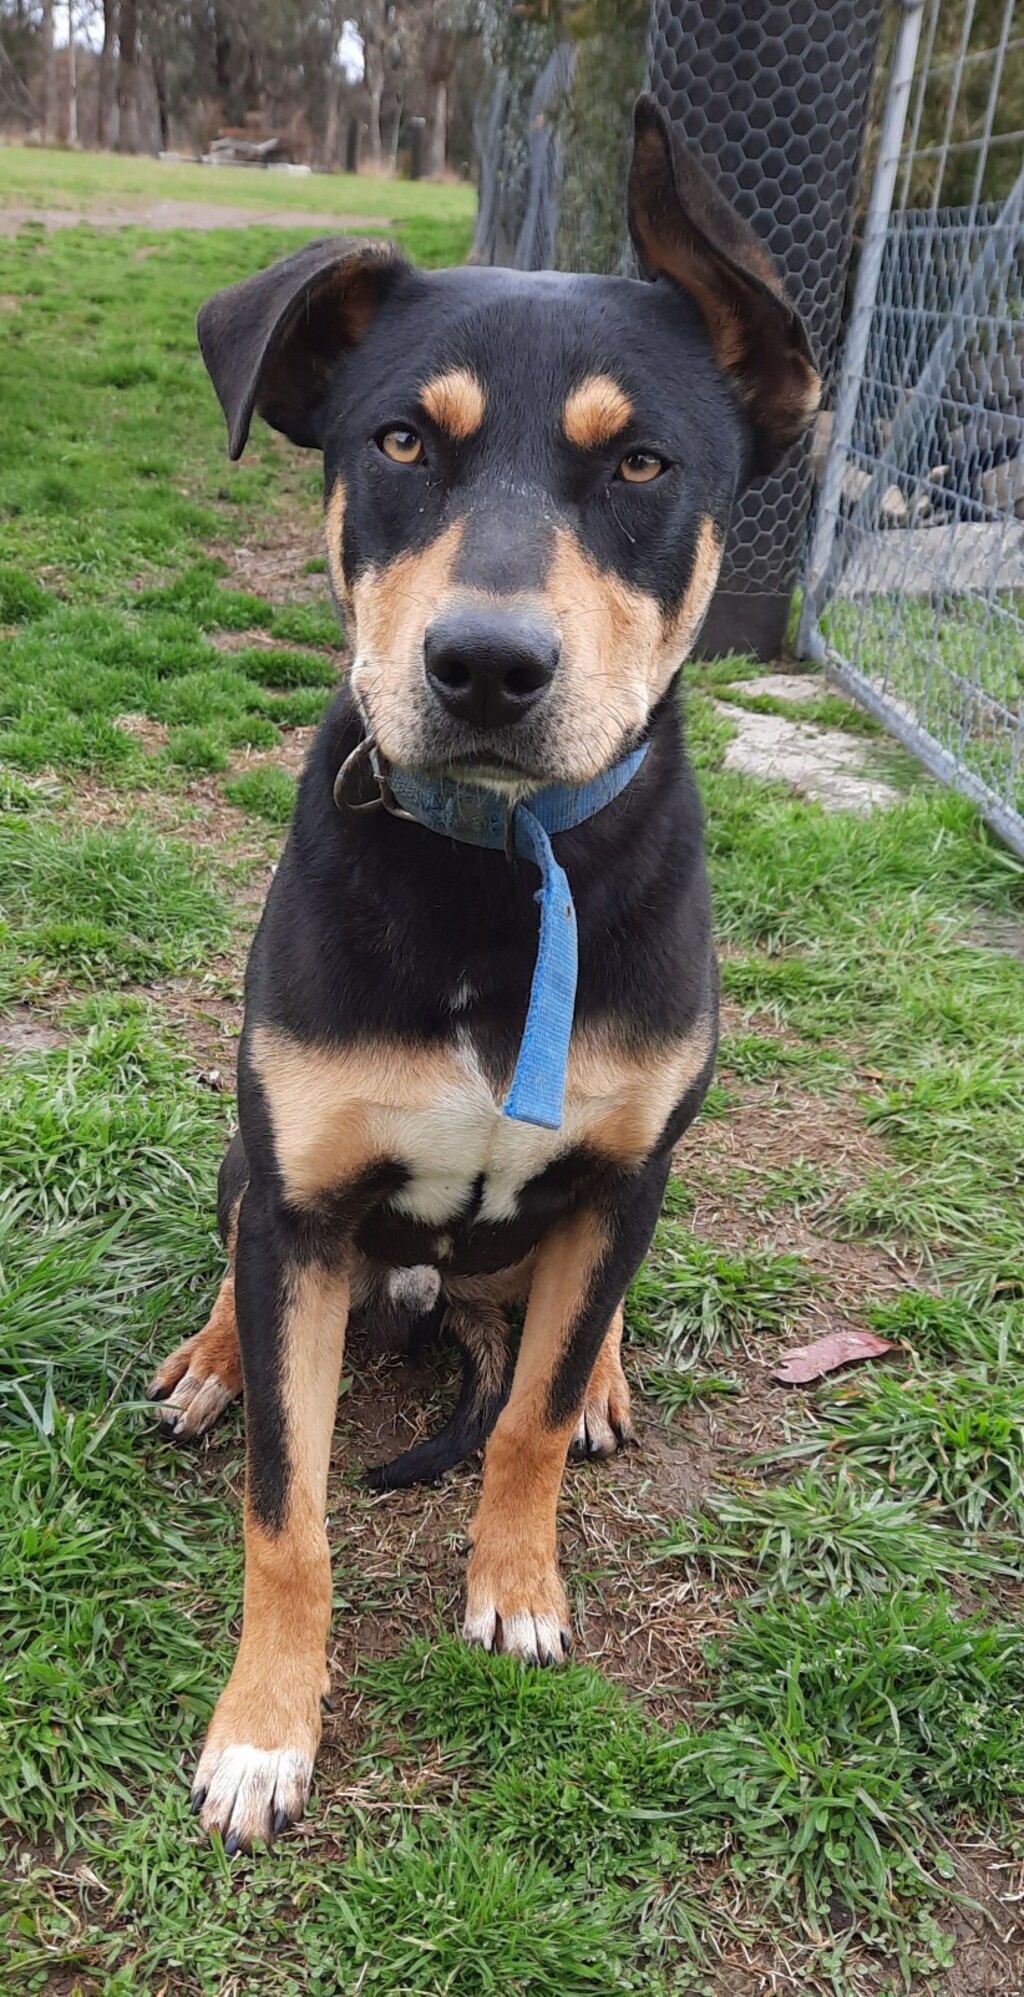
[0,142,477,229]
[2,150,1023,1996]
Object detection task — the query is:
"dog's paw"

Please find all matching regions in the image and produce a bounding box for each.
[192,1742,314,1854]
[463,1557,572,1666]
[570,1348,634,1460]
[149,1287,242,1441]
[191,1672,322,1852]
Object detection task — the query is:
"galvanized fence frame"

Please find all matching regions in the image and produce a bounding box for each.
[799,0,1024,858]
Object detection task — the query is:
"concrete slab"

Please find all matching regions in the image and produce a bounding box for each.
[715,702,900,813]
[841,520,1024,598]
[727,672,828,704]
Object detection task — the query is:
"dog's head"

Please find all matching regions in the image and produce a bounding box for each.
[198,97,819,790]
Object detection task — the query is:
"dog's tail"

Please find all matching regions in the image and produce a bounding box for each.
[364,1303,513,1491]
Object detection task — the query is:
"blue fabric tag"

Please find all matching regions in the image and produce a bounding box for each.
[376,744,649,1130]
[502,808,578,1130]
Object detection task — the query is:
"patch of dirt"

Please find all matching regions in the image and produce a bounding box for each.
[144,975,244,1076]
[0,202,391,237]
[682,1074,921,1309]
[231,725,318,778]
[701,1071,890,1183]
[966,914,1024,963]
[0,1008,68,1054]
[68,763,271,865]
[211,521,328,604]
[290,1340,730,1740]
[945,1842,1024,1995]
[209,626,334,656]
[114,712,170,752]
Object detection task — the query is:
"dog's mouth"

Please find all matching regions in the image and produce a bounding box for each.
[439,749,549,791]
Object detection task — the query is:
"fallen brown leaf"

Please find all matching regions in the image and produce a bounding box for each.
[772,1329,895,1385]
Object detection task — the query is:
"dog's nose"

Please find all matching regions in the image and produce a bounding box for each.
[423,608,559,729]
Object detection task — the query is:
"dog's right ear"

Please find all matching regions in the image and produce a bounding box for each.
[197,238,405,460]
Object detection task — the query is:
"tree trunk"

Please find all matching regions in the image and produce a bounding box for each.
[322,73,341,169]
[387,94,403,173]
[66,0,78,147]
[364,41,384,164]
[152,45,170,152]
[97,0,118,149]
[117,0,140,152]
[426,78,447,177]
[41,0,57,143]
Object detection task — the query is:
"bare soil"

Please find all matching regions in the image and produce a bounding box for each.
[0,202,389,237]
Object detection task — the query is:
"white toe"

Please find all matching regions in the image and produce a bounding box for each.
[462,1602,497,1650]
[500,1611,567,1664]
[194,1743,313,1849]
[161,1368,233,1438]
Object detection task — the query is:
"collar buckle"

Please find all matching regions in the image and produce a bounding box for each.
[332,734,378,813]
[333,735,417,822]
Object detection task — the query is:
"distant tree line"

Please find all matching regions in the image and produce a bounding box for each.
[0,1,1018,211]
[0,3,486,173]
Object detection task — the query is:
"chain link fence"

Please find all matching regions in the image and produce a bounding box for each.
[800,0,1024,857]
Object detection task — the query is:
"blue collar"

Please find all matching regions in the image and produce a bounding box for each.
[354,745,649,1130]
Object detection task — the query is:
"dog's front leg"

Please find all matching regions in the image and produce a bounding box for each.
[192,1180,348,1850]
[463,1158,669,1664]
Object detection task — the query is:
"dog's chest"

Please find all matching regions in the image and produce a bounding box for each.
[250,1011,713,1230]
[383,1047,563,1225]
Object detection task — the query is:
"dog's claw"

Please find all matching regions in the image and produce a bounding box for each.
[273,1806,290,1835]
[224,1832,240,1857]
[191,1787,207,1815]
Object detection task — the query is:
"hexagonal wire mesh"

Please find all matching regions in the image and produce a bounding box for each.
[802,0,1024,857]
[646,0,885,659]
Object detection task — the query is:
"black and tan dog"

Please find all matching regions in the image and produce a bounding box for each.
[149,98,819,1853]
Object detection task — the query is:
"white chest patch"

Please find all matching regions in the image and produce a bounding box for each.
[251,1012,713,1223]
[386,1035,564,1226]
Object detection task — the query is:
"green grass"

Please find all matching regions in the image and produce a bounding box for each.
[657,1468,1001,1598]
[825,593,1024,812]
[644,1365,740,1419]
[2,164,1024,1996]
[224,764,299,823]
[0,143,476,230]
[794,1366,1024,1535]
[716,1591,1024,1833]
[0,814,228,992]
[628,1227,810,1361]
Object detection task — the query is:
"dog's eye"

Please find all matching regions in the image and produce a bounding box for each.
[378,427,425,466]
[617,451,666,485]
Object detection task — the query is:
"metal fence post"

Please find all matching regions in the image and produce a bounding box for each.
[798,0,927,661]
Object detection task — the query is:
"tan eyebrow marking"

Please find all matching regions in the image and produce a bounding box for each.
[563,375,634,449]
[420,368,486,440]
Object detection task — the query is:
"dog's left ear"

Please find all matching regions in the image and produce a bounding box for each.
[628,95,821,476]
[197,237,405,460]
